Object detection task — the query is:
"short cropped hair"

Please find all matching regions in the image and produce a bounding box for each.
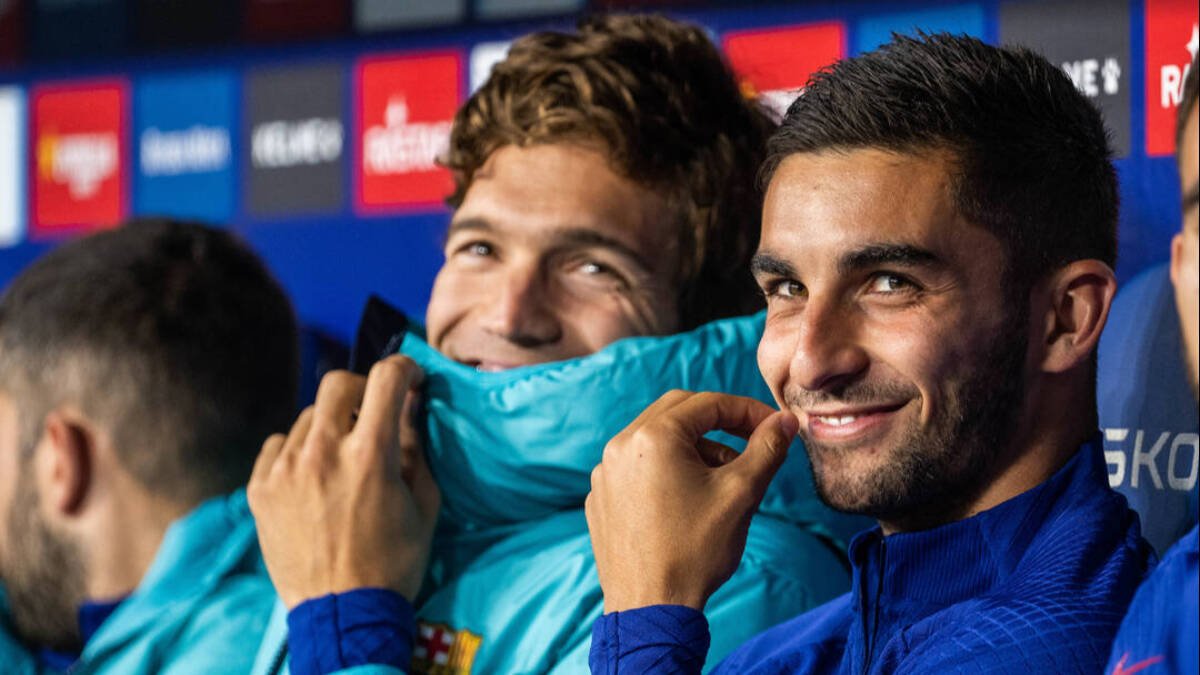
[764,32,1118,297]
[0,219,299,505]
[444,14,775,328]
[1178,56,1198,151]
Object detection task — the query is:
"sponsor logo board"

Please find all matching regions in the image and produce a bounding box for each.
[722,23,846,119]
[1145,0,1199,156]
[354,0,465,32]
[999,0,1132,156]
[855,4,985,54]
[0,86,24,247]
[470,41,511,93]
[245,63,346,218]
[31,79,127,238]
[135,71,236,222]
[355,51,460,212]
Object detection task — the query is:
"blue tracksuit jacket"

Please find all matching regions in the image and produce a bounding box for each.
[590,438,1154,674]
[1106,524,1199,674]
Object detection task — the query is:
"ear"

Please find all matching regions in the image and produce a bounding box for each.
[35,409,95,517]
[1170,232,1185,287]
[1037,259,1117,375]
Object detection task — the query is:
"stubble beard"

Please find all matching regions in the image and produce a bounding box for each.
[795,314,1029,529]
[1,465,86,653]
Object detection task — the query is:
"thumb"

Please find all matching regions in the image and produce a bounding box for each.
[730,411,797,496]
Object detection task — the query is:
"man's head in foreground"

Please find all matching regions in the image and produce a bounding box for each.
[753,33,1118,531]
[0,219,298,651]
[427,14,774,369]
[1173,57,1198,397]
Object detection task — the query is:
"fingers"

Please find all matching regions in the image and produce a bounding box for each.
[695,438,740,467]
[354,355,424,451]
[251,432,287,486]
[661,392,777,441]
[730,410,797,497]
[312,371,367,438]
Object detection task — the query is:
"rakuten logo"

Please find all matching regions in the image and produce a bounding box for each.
[251,118,343,168]
[141,125,230,176]
[363,97,450,175]
[1160,25,1198,108]
[38,132,118,199]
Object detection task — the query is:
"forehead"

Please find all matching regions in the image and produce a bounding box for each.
[760,148,999,267]
[452,143,672,252]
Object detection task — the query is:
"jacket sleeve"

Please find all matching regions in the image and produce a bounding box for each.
[286,589,416,675]
[589,605,709,674]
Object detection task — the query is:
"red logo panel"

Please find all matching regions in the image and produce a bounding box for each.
[355,51,461,213]
[1145,0,1199,156]
[723,23,846,118]
[32,80,128,238]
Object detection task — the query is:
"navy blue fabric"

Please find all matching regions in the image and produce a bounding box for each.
[1098,264,1200,555]
[1107,524,1199,675]
[35,597,124,671]
[591,438,1154,673]
[288,589,415,675]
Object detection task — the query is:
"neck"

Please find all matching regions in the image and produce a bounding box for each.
[78,473,190,602]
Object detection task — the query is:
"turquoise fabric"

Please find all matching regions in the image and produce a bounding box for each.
[0,490,275,674]
[253,312,866,674]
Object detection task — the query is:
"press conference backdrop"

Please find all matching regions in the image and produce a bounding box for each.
[0,0,1197,547]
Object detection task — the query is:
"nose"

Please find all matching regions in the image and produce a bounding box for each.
[480,261,563,347]
[786,298,869,393]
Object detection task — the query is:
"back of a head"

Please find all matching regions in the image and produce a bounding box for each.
[445,14,776,328]
[0,219,299,506]
[764,32,1119,300]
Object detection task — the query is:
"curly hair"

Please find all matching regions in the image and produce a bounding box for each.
[443,14,775,328]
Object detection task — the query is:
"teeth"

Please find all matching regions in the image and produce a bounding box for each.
[818,415,859,426]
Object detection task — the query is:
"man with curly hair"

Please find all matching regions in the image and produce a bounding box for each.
[248,14,856,675]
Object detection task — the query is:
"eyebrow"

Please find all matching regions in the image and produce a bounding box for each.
[445,217,655,273]
[750,244,942,280]
[838,244,942,273]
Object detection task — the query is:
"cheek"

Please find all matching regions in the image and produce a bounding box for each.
[424,269,473,346]
[558,300,642,353]
[757,323,794,405]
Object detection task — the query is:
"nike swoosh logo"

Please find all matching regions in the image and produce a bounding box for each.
[1112,653,1165,675]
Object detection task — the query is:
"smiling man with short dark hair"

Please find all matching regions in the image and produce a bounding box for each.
[584,33,1154,673]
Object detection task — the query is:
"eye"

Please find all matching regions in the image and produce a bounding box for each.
[578,260,615,276]
[867,273,917,294]
[763,279,804,299]
[456,241,493,257]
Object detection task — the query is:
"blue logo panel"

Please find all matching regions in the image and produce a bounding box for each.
[855,4,986,55]
[134,72,237,224]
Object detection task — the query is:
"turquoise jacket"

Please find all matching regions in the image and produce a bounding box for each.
[0,490,275,674]
[253,312,865,674]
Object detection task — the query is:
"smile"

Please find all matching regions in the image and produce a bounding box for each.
[805,402,910,442]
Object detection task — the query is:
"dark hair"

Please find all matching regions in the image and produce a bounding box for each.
[1179,55,1198,152]
[444,14,775,327]
[0,219,299,505]
[763,32,1118,297]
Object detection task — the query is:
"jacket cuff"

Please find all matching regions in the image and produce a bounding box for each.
[589,605,710,675]
[287,589,415,675]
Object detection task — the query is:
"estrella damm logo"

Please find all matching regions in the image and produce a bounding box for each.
[411,621,482,674]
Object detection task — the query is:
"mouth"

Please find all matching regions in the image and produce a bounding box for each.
[457,358,530,372]
[803,401,910,443]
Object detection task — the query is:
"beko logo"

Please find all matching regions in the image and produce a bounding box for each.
[251,118,343,169]
[362,97,451,175]
[141,125,230,176]
[1105,428,1199,492]
[37,132,118,199]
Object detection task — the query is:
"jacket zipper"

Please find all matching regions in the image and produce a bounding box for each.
[862,539,886,674]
